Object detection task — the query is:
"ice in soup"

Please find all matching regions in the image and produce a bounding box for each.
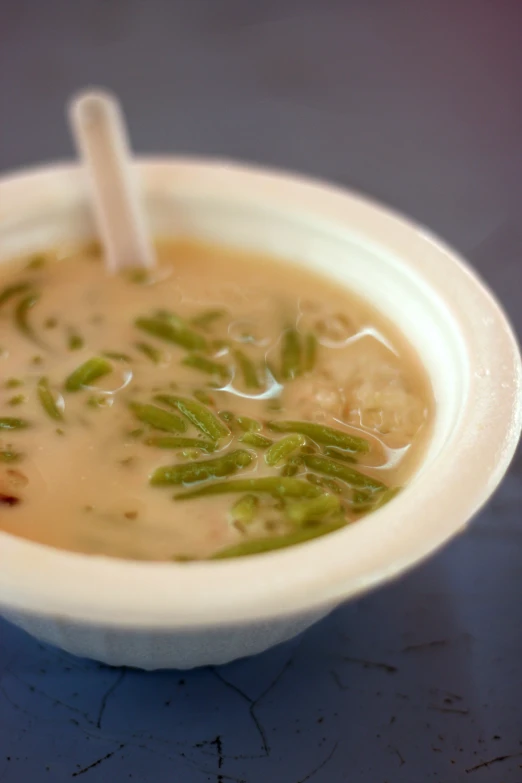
[0,240,432,560]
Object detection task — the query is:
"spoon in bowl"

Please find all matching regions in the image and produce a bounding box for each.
[68,89,156,274]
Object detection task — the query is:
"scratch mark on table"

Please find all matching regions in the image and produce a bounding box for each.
[7,672,93,725]
[429,687,463,702]
[403,640,448,653]
[388,745,406,766]
[466,752,522,773]
[180,751,247,783]
[212,654,294,757]
[96,669,126,729]
[295,741,338,783]
[329,669,348,691]
[131,740,246,782]
[211,735,224,769]
[211,668,252,703]
[0,649,25,682]
[40,646,95,674]
[429,704,469,716]
[0,684,34,723]
[211,666,272,756]
[342,656,397,674]
[72,743,126,777]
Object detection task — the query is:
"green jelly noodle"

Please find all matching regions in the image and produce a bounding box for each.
[267,421,370,453]
[175,477,323,500]
[212,519,347,559]
[37,377,63,421]
[150,449,254,486]
[0,417,29,430]
[129,402,187,433]
[65,357,113,392]
[156,395,230,440]
[135,314,207,351]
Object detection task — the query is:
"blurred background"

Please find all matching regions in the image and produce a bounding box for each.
[1,1,521,781]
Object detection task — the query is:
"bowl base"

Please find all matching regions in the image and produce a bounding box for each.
[2,606,334,669]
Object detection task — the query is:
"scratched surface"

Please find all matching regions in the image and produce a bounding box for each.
[1,1,522,781]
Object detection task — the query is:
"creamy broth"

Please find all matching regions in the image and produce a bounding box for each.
[0,240,433,560]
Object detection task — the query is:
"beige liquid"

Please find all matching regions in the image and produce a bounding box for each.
[0,240,433,560]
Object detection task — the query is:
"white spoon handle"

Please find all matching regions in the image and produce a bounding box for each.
[68,90,155,273]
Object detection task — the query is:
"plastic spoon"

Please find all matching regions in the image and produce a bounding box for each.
[68,89,155,273]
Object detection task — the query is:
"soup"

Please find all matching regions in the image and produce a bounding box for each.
[0,240,432,560]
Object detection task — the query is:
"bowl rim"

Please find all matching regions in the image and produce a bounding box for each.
[0,156,520,628]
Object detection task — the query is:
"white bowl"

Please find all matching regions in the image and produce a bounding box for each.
[0,159,520,670]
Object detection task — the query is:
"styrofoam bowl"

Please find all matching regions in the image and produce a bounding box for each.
[0,158,520,669]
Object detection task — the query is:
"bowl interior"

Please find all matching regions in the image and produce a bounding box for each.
[0,159,520,626]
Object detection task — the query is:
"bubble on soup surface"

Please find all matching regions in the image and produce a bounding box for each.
[228,319,267,345]
[344,363,426,448]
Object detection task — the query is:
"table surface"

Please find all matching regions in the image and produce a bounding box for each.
[1,2,521,781]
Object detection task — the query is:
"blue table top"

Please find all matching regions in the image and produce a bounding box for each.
[1,2,521,781]
[1,523,522,782]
